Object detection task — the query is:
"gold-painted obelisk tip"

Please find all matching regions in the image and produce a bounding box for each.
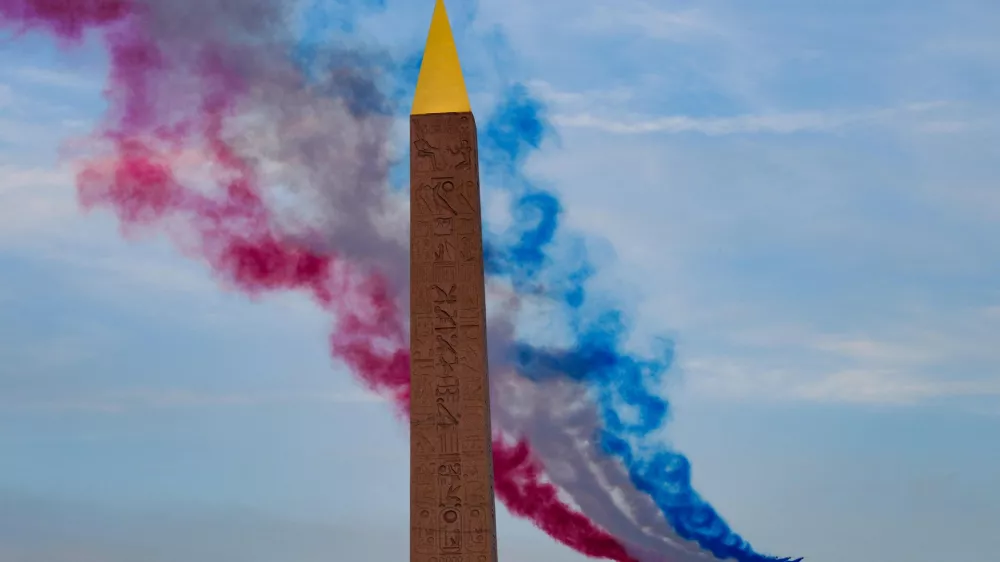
[411,0,471,115]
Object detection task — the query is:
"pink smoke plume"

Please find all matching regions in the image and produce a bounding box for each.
[0,1,637,560]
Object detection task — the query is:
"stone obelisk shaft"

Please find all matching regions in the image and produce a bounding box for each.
[409,2,498,559]
[410,111,498,562]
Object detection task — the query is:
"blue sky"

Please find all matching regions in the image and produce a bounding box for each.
[1,0,999,561]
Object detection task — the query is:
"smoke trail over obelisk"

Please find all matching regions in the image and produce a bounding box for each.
[1,1,801,561]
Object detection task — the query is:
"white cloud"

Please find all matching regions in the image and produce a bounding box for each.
[550,102,953,135]
[681,357,1000,406]
[0,163,81,239]
[529,78,964,138]
[7,65,99,91]
[794,369,1000,405]
[726,328,951,369]
[659,296,1000,407]
[569,2,720,42]
[0,388,384,414]
[679,357,798,402]
[0,162,226,299]
[811,337,939,366]
[527,79,635,112]
[526,77,998,412]
[0,80,97,151]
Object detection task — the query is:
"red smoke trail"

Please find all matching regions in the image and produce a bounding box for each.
[1,2,636,560]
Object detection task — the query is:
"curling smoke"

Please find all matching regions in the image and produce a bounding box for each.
[0,1,801,561]
[484,84,801,562]
[0,1,635,560]
[488,314,715,562]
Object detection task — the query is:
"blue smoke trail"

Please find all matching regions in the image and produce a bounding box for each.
[482,85,802,562]
[481,84,592,308]
[512,314,802,562]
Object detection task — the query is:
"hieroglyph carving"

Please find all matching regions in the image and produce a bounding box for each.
[410,112,498,562]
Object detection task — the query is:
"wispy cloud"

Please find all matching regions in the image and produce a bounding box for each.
[727,327,954,368]
[7,65,99,90]
[569,2,720,42]
[793,369,1000,405]
[526,79,635,111]
[0,72,98,151]
[683,358,1000,406]
[551,102,953,135]
[810,336,941,366]
[0,388,384,414]
[0,164,79,238]
[676,309,1000,407]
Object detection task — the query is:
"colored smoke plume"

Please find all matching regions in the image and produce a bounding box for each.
[0,1,802,561]
[0,1,635,560]
[485,83,801,562]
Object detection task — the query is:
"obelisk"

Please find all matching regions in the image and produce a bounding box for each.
[409,1,499,561]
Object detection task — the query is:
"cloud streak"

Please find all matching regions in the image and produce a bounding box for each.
[551,102,952,136]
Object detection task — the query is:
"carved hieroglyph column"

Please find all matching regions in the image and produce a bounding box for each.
[409,2,499,562]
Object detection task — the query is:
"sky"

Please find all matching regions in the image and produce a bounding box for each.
[1,0,999,561]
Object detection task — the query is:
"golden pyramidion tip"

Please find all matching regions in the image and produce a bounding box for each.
[411,0,471,115]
